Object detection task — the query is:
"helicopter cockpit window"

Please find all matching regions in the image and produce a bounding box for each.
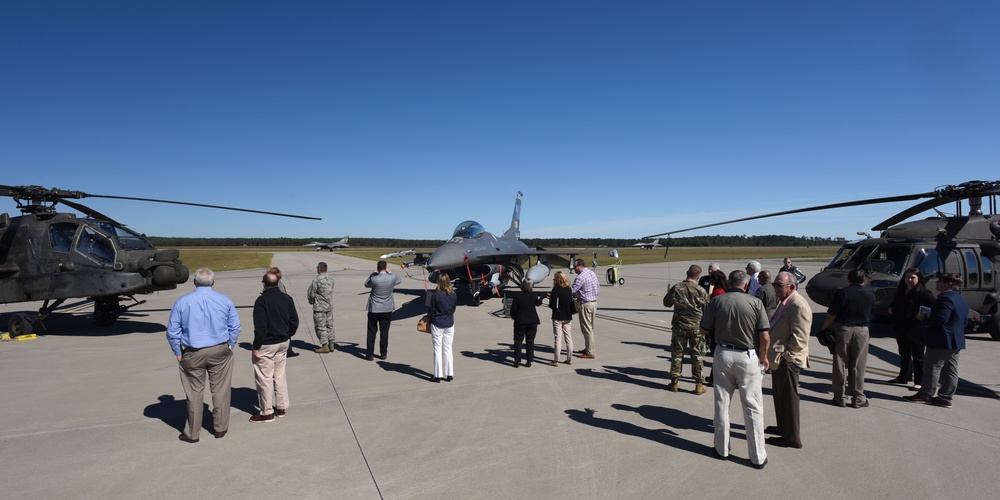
[452,221,485,239]
[826,244,858,269]
[76,227,115,264]
[48,222,78,253]
[872,245,910,276]
[915,249,942,278]
[90,221,155,251]
[843,245,878,270]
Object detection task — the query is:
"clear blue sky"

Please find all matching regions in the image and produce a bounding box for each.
[3,1,998,240]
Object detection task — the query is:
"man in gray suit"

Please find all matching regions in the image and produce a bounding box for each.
[364,260,403,361]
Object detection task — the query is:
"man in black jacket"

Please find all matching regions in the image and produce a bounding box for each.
[250,272,299,423]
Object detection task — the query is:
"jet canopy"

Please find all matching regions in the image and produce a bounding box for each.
[452,220,485,239]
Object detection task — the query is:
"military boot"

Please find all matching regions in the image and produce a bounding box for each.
[314,345,332,353]
[668,378,679,392]
[695,383,707,395]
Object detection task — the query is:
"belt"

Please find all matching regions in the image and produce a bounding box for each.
[718,343,751,351]
[181,341,227,353]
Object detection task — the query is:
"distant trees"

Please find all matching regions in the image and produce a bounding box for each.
[148,235,846,247]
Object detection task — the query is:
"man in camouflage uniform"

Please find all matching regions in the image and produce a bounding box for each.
[664,264,710,394]
[309,262,336,353]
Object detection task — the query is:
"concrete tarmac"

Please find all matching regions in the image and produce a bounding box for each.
[1,255,998,499]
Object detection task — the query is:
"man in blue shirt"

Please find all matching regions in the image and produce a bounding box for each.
[167,268,242,442]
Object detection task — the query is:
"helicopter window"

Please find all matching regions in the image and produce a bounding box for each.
[76,227,115,264]
[452,221,485,239]
[48,222,78,253]
[843,245,878,269]
[874,246,911,276]
[915,249,942,278]
[90,221,155,251]
[981,255,993,287]
[826,244,857,269]
[965,250,979,288]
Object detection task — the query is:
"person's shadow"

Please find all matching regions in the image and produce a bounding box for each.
[144,387,262,434]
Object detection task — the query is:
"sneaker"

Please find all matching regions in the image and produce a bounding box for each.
[274,408,286,418]
[249,413,274,423]
[930,397,953,408]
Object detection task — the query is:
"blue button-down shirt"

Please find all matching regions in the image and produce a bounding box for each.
[167,286,242,356]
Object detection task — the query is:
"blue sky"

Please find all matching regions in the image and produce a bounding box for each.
[3,1,998,240]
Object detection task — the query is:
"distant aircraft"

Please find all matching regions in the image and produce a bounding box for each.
[380,248,416,259]
[632,238,661,249]
[406,192,617,305]
[304,236,350,251]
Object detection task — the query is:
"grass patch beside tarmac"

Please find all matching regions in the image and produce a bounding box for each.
[170,246,839,272]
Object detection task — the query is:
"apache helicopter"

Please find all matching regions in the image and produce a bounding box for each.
[0,185,319,336]
[405,191,617,305]
[644,180,1000,340]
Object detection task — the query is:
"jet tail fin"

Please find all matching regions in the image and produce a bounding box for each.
[501,191,523,240]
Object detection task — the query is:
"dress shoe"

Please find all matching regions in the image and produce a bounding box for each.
[513,362,520,368]
[886,377,907,384]
[249,413,274,423]
[366,354,374,361]
[752,458,768,470]
[430,377,441,383]
[713,448,728,460]
[694,384,706,395]
[178,433,199,444]
[565,359,572,365]
[286,350,300,358]
[851,399,870,408]
[574,349,586,354]
[765,436,802,449]
[445,376,454,382]
[902,394,930,403]
[908,384,922,391]
[378,354,386,360]
[314,346,332,354]
[579,353,595,359]
[525,362,532,368]
[831,398,846,407]
[214,430,227,439]
[764,426,782,435]
[274,408,286,418]
[930,397,953,408]
[551,360,559,367]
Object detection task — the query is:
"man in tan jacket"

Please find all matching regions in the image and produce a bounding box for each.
[764,271,812,449]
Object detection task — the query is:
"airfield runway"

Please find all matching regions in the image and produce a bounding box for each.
[1,253,998,499]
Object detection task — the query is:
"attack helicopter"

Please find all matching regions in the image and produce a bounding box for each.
[644,180,1000,340]
[0,185,320,336]
[405,191,617,305]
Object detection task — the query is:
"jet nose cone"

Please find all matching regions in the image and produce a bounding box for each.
[427,242,466,270]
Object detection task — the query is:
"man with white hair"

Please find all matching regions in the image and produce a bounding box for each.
[167,268,241,442]
[746,261,762,297]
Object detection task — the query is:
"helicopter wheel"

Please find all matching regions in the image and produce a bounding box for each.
[9,313,32,337]
[93,298,121,326]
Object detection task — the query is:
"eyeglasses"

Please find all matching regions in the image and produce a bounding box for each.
[773,282,789,288]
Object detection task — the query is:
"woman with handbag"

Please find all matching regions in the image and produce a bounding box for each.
[548,271,575,366]
[428,274,458,383]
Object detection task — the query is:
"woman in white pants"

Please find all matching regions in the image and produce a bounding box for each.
[428,274,458,382]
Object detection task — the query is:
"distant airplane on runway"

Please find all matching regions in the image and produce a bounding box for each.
[380,248,416,259]
[304,236,350,251]
[632,238,661,249]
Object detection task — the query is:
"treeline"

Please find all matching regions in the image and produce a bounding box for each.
[149,235,845,248]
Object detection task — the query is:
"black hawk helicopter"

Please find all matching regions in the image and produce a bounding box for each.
[405,191,617,305]
[644,180,1000,340]
[0,185,319,336]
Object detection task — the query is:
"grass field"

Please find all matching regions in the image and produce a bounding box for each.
[173,246,839,272]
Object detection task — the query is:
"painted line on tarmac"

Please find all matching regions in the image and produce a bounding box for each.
[596,313,671,333]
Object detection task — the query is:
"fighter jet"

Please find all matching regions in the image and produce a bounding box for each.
[380,248,416,259]
[406,192,617,305]
[632,238,661,249]
[304,236,350,251]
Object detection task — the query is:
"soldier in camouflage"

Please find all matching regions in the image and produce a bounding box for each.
[309,262,336,353]
[663,264,710,394]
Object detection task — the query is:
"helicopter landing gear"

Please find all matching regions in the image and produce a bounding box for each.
[93,295,148,326]
[8,313,32,337]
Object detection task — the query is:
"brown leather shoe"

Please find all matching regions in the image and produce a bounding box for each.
[249,413,274,423]
[178,433,199,443]
[214,430,227,439]
[765,436,802,448]
[579,353,595,359]
[275,408,286,418]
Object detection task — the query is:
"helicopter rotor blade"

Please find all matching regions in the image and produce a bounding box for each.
[642,192,932,239]
[59,199,125,226]
[83,194,322,220]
